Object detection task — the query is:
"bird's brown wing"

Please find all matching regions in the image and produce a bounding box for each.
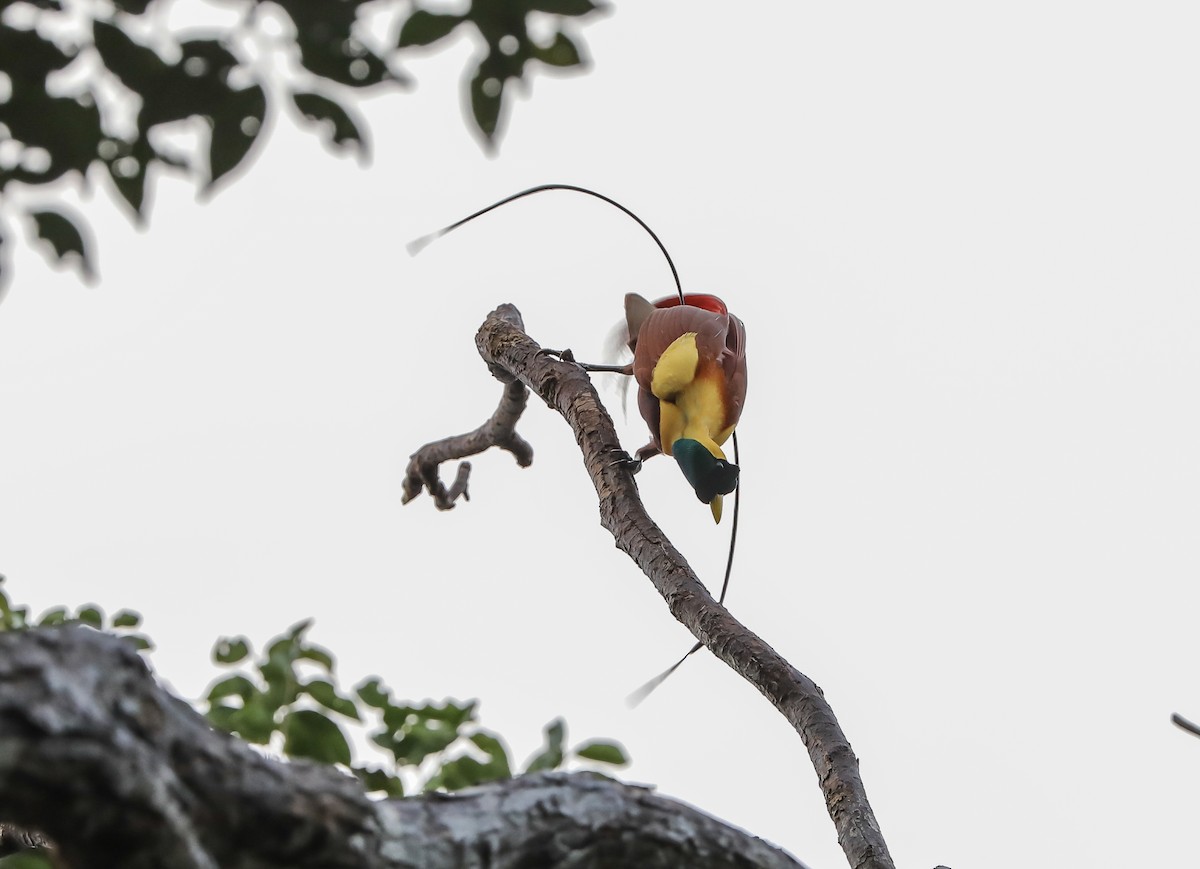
[719,313,747,431]
[631,305,726,392]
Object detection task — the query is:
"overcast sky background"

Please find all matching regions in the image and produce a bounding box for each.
[2,2,1199,867]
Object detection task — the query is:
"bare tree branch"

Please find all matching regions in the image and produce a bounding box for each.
[1172,712,1200,739]
[406,303,896,869]
[402,310,534,509]
[0,625,806,869]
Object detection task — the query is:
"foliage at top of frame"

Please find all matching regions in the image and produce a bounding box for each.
[0,0,605,288]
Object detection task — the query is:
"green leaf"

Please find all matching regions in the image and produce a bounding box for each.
[287,619,314,641]
[304,678,361,721]
[469,730,512,777]
[280,0,392,87]
[356,678,390,709]
[283,709,352,766]
[205,701,239,732]
[261,661,300,711]
[298,642,335,672]
[75,604,103,628]
[92,20,172,95]
[533,32,583,67]
[206,674,256,703]
[0,25,75,83]
[29,209,94,281]
[573,740,628,766]
[0,90,102,185]
[397,11,465,48]
[179,38,240,83]
[207,83,266,188]
[385,699,476,730]
[528,0,598,14]
[213,636,250,664]
[468,64,504,146]
[370,730,397,755]
[353,765,405,797]
[112,609,142,628]
[291,92,366,156]
[260,630,306,708]
[104,137,155,223]
[232,693,280,744]
[0,852,57,869]
[37,606,67,626]
[524,717,565,773]
[416,699,477,726]
[425,732,511,792]
[391,720,460,765]
[121,632,154,652]
[425,755,489,792]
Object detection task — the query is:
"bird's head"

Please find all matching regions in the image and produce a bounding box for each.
[671,438,739,523]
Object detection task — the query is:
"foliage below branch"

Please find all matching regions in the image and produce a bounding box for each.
[0,623,803,869]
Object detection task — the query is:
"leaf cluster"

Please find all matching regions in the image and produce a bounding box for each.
[0,574,629,863]
[0,0,603,289]
[399,0,600,144]
[0,573,151,651]
[205,620,628,798]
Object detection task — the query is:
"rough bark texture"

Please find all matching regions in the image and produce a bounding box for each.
[405,304,896,869]
[0,625,806,869]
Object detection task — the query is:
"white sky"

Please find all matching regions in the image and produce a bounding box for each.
[2,2,1200,867]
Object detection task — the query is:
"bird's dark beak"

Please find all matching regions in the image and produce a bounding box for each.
[672,439,739,519]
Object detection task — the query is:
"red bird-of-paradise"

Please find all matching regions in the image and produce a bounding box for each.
[623,291,746,523]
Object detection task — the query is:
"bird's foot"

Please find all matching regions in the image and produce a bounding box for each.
[608,449,643,475]
[538,348,630,375]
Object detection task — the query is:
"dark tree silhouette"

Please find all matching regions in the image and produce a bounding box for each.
[0,0,601,288]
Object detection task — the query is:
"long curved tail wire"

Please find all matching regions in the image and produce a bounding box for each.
[627,430,741,707]
[407,183,686,306]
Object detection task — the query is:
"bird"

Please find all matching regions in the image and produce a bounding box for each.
[622,291,746,523]
[407,183,748,523]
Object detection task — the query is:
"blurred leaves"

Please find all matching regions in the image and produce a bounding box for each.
[28,210,94,282]
[397,11,465,48]
[524,717,565,773]
[283,709,353,766]
[0,853,55,869]
[573,739,628,766]
[0,0,602,292]
[291,92,367,158]
[201,617,629,798]
[438,0,600,149]
[0,574,153,652]
[0,572,629,819]
[275,0,393,88]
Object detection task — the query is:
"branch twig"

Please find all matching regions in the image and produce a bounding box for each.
[402,306,533,509]
[406,303,896,869]
[1172,712,1200,739]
